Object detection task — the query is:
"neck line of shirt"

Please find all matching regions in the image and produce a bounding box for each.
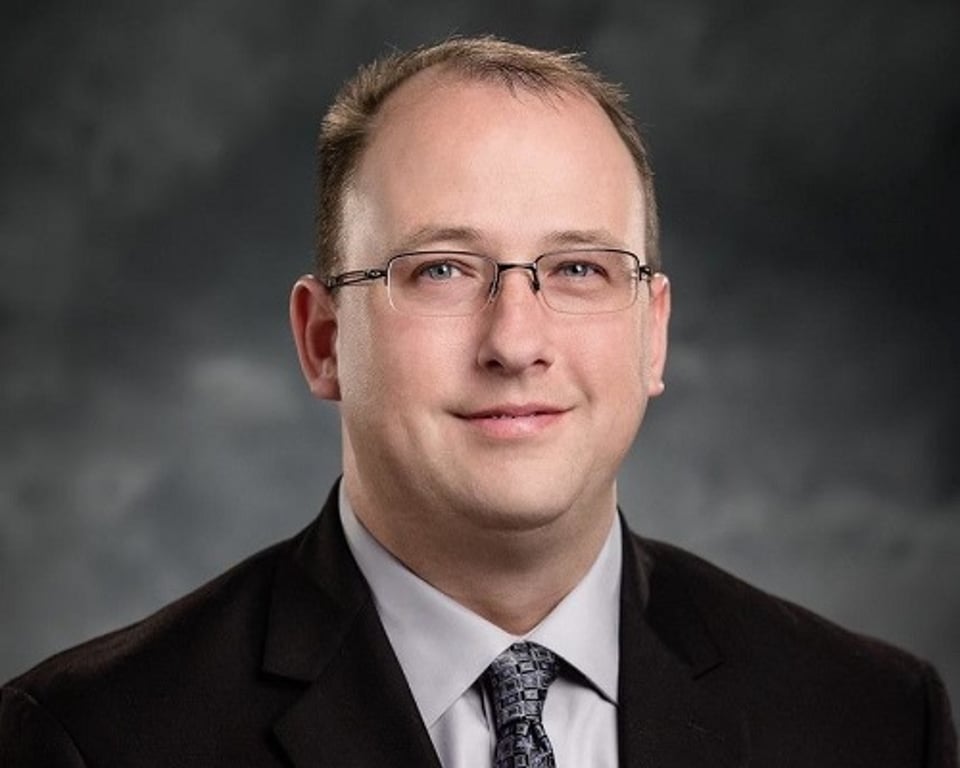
[339,485,622,728]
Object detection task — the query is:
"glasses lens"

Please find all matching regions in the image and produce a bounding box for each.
[536,250,640,314]
[387,252,494,316]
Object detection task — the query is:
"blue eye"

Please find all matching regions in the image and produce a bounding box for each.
[557,261,604,278]
[418,262,461,281]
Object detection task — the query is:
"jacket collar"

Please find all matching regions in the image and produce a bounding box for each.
[262,483,442,768]
[618,520,748,767]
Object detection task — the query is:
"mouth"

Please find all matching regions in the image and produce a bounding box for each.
[456,404,569,438]
[461,404,567,420]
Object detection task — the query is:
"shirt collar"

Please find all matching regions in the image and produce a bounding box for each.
[339,485,621,727]
[526,516,621,704]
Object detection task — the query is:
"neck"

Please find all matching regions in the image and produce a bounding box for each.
[342,471,616,634]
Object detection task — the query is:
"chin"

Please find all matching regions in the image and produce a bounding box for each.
[465,509,566,538]
[451,482,580,534]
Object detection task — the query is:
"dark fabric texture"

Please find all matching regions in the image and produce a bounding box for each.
[1,484,957,767]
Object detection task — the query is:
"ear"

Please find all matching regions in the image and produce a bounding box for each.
[290,275,341,401]
[645,273,671,398]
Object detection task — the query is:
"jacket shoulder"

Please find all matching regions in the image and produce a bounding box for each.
[8,537,290,690]
[1,535,300,765]
[633,534,958,766]
[637,534,921,670]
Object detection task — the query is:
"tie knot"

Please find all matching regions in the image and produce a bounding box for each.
[483,641,560,731]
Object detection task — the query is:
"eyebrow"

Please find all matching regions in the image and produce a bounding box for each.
[393,225,627,254]
[540,228,626,250]
[393,226,485,253]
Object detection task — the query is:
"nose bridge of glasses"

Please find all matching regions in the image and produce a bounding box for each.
[492,261,541,296]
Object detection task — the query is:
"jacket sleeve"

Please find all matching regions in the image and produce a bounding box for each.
[923,664,958,768]
[0,686,87,768]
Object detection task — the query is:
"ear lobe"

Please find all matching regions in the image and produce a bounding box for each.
[645,273,671,398]
[290,275,341,401]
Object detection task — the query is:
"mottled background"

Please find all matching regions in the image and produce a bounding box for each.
[2,0,958,721]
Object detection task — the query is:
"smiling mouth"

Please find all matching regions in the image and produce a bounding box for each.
[456,405,568,437]
[462,405,566,420]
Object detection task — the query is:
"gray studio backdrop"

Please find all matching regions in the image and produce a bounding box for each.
[2,0,958,720]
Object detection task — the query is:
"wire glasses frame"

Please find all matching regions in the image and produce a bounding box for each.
[323,249,654,317]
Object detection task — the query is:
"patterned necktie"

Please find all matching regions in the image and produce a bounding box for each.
[483,641,560,768]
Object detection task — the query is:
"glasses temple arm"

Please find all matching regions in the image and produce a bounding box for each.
[323,269,388,289]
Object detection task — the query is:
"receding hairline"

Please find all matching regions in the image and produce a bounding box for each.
[361,62,635,165]
[364,37,618,99]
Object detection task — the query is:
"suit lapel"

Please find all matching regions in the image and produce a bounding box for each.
[618,525,748,768]
[260,490,748,767]
[263,486,442,768]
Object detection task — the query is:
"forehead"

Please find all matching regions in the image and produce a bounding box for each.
[342,69,644,259]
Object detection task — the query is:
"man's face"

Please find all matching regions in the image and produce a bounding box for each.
[302,71,669,538]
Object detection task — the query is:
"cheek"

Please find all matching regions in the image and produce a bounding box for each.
[337,304,469,411]
[591,322,650,438]
[334,298,401,418]
[573,316,647,390]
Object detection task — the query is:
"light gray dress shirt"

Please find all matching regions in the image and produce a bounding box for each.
[340,488,621,768]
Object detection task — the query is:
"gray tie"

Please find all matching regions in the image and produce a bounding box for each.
[483,641,560,768]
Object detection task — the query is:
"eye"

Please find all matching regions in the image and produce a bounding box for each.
[415,261,463,281]
[554,260,606,279]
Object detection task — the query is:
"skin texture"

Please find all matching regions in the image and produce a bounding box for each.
[291,69,670,633]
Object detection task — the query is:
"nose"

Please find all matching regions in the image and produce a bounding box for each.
[476,269,554,375]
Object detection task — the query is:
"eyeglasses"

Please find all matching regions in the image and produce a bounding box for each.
[323,249,653,317]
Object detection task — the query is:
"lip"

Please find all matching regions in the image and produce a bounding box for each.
[457,403,569,439]
[463,403,566,419]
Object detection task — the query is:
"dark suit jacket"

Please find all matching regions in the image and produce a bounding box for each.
[2,485,956,766]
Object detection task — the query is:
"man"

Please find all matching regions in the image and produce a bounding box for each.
[1,36,956,767]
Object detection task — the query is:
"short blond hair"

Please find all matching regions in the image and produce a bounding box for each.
[316,36,659,275]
